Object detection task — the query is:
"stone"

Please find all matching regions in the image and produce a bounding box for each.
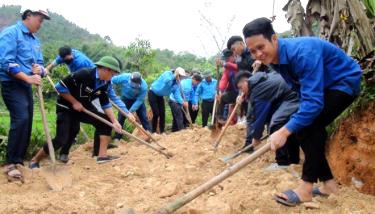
[158,182,180,198]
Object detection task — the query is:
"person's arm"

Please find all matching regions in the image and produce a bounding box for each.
[218,69,229,92]
[129,86,147,112]
[192,84,202,105]
[59,93,84,112]
[172,84,184,105]
[284,51,325,134]
[111,74,125,85]
[224,62,238,71]
[103,107,122,133]
[106,84,129,113]
[0,30,41,84]
[251,100,272,140]
[45,62,56,75]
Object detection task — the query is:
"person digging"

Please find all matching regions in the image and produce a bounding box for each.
[30,56,126,167]
[242,18,362,206]
[235,70,300,170]
[44,46,121,163]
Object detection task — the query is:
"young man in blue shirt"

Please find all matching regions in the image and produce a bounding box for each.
[45,45,95,73]
[181,73,202,127]
[0,6,50,181]
[169,73,202,131]
[30,56,125,166]
[148,67,187,133]
[112,71,151,141]
[193,71,217,127]
[242,18,362,206]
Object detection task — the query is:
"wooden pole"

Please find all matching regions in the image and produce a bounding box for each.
[46,75,59,95]
[177,81,193,127]
[213,100,241,151]
[81,108,172,159]
[220,134,269,163]
[155,142,271,214]
[36,85,56,166]
[211,65,220,125]
[109,100,166,149]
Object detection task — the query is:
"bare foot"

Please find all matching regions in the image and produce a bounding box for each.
[318,179,338,195]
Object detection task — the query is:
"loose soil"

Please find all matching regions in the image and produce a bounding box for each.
[0,124,374,213]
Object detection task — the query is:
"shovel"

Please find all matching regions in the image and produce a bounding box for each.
[109,100,166,150]
[82,108,173,159]
[36,84,72,191]
[219,134,269,163]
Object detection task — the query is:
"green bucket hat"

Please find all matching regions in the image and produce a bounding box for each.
[95,56,121,73]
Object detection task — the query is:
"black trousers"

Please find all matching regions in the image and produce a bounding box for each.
[201,100,214,127]
[297,90,355,183]
[217,90,238,120]
[148,90,165,133]
[169,101,184,132]
[43,108,112,155]
[183,101,199,127]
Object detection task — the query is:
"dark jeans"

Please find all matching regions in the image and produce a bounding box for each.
[297,90,355,183]
[217,90,238,120]
[201,100,214,127]
[43,108,112,156]
[148,90,165,133]
[169,101,184,132]
[1,81,33,165]
[183,101,199,127]
[113,97,151,140]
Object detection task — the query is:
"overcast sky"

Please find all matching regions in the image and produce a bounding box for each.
[2,0,308,57]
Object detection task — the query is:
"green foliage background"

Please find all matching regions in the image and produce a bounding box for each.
[0,5,215,163]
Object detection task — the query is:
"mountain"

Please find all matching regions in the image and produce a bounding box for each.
[0,5,214,78]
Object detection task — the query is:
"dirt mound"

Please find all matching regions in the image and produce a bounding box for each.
[327,102,375,196]
[0,124,374,213]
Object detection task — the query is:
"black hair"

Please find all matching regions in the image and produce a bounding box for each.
[58,46,72,58]
[221,48,233,60]
[192,73,202,82]
[235,70,252,86]
[242,17,275,41]
[227,36,244,50]
[21,10,34,20]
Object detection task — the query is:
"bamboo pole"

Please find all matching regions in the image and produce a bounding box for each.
[36,85,56,167]
[110,100,166,149]
[177,81,193,127]
[213,100,241,151]
[155,142,271,214]
[82,108,172,159]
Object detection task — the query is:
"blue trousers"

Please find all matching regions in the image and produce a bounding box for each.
[1,81,33,165]
[113,98,151,140]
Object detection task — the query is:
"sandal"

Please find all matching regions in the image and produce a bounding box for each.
[4,164,24,183]
[274,189,302,207]
[312,187,329,197]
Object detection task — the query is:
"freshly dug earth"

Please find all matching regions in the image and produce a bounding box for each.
[0,125,374,213]
[327,102,375,196]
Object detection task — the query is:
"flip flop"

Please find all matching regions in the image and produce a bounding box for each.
[274,189,301,207]
[4,164,24,183]
[312,187,329,197]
